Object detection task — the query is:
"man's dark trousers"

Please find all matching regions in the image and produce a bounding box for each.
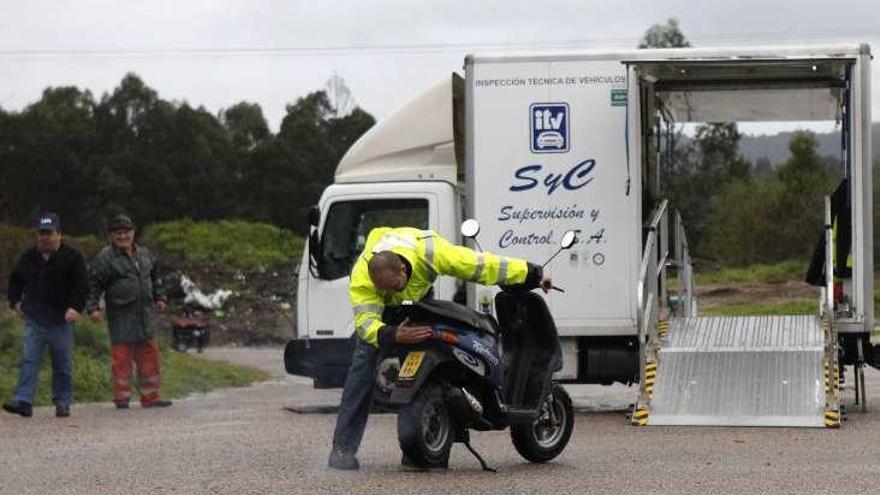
[331,338,381,453]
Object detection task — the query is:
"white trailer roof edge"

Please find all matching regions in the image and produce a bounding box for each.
[465,43,869,65]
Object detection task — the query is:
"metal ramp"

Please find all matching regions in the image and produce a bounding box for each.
[639,315,833,427]
[633,199,840,429]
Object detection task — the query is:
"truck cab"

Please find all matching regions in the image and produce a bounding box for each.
[287,77,463,387]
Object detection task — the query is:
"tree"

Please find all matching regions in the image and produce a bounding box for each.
[638,18,691,49]
[694,123,751,179]
[754,157,773,176]
[701,131,831,265]
[0,73,376,237]
[0,87,99,231]
[238,91,374,233]
[638,20,759,256]
[222,102,270,151]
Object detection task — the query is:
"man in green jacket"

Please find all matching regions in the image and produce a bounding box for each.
[87,214,172,409]
[328,226,551,470]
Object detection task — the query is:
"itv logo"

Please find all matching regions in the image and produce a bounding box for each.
[530,103,569,153]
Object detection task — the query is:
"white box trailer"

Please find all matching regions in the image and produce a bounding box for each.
[286,44,873,427]
[464,53,645,383]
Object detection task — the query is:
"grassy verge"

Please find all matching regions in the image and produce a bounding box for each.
[700,299,818,317]
[143,219,303,269]
[0,314,268,407]
[694,260,809,285]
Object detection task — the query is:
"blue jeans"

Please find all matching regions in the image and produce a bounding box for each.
[13,319,74,407]
[331,338,381,453]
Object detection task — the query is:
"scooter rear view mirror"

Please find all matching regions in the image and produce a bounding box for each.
[560,230,577,249]
[541,230,579,268]
[460,219,481,239]
[460,218,483,252]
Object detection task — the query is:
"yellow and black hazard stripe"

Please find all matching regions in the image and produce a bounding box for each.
[824,409,840,428]
[644,361,658,397]
[657,320,669,338]
[633,407,650,426]
[823,360,840,395]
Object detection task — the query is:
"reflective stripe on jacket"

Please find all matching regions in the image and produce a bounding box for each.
[349,227,529,347]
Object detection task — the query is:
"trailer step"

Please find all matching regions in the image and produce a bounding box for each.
[645,315,829,427]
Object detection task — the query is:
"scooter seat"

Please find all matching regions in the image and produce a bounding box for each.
[410,299,498,336]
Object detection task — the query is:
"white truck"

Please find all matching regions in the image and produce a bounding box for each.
[286,44,873,427]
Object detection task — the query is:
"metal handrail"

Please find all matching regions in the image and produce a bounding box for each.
[674,211,697,317]
[636,200,668,402]
[636,199,697,407]
[636,229,655,386]
[648,199,669,231]
[822,195,839,418]
[824,196,834,314]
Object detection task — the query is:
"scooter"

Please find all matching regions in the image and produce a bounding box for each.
[389,221,577,470]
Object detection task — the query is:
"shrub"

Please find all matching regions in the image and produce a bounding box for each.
[143,219,303,269]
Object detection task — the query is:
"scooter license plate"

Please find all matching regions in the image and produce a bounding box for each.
[398,352,425,379]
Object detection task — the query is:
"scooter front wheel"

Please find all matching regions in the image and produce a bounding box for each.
[397,381,453,468]
[511,383,574,462]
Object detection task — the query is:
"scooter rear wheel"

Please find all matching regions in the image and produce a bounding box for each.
[511,383,574,462]
[397,381,453,468]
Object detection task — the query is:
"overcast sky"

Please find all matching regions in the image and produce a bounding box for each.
[1,0,878,135]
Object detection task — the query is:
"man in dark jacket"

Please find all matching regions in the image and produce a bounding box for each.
[87,214,172,409]
[4,213,89,418]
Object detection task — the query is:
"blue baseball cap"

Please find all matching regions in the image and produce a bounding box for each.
[36,213,60,231]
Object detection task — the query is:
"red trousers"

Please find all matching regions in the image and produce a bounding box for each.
[110,339,163,406]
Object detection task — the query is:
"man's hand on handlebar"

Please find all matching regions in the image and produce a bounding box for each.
[394,317,434,344]
[539,275,553,293]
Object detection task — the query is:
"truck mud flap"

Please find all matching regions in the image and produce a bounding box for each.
[284,338,355,388]
[284,340,314,377]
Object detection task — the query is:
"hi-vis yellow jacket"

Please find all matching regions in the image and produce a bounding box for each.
[350,227,532,347]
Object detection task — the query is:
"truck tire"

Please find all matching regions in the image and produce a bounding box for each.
[511,383,574,462]
[397,381,453,468]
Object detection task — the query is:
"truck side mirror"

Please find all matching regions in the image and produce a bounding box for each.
[308,206,320,228]
[308,230,323,278]
[307,205,323,278]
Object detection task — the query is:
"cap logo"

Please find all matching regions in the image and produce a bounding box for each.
[40,218,52,224]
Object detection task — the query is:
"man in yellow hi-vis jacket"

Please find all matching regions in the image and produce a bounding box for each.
[328,226,552,470]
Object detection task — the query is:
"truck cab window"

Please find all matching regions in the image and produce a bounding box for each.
[319,199,429,280]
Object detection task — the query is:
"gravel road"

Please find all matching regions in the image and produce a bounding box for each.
[2,346,879,495]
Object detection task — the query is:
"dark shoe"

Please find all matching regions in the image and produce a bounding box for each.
[55,404,70,418]
[115,400,130,410]
[328,446,360,470]
[3,400,33,417]
[142,399,173,408]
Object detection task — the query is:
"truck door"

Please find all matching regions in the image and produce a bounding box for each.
[307,194,435,341]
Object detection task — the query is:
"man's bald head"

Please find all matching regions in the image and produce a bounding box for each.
[368,251,408,292]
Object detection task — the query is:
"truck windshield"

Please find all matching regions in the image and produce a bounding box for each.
[319,198,429,279]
